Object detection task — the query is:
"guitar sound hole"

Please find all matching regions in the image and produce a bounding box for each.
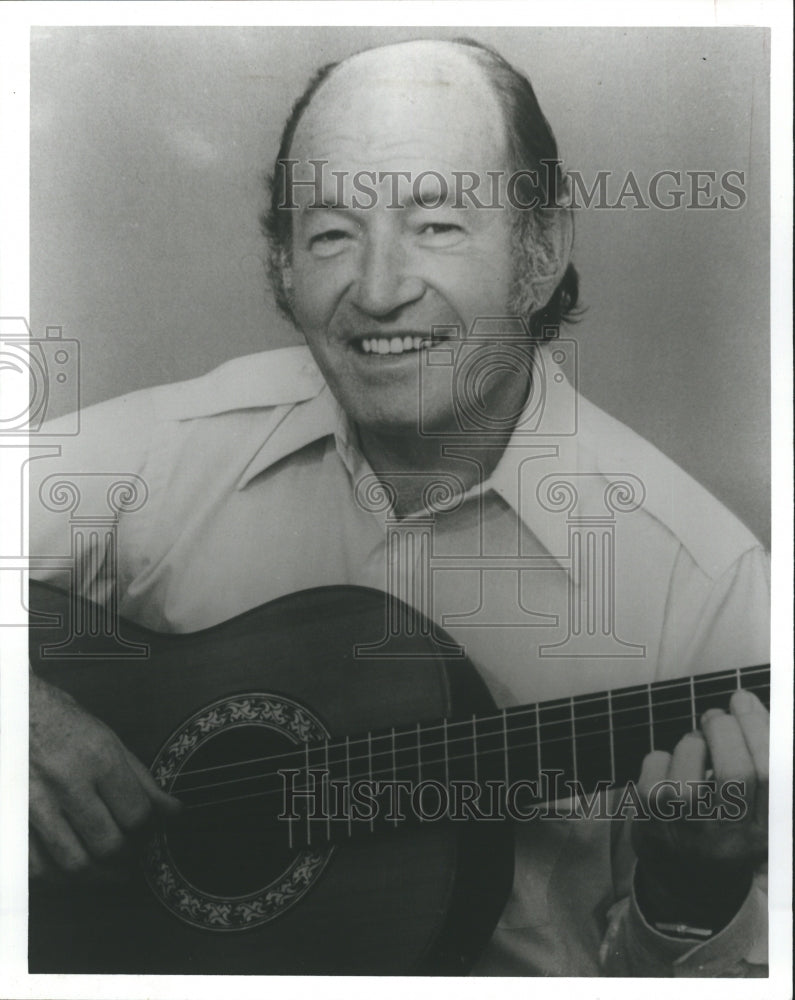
[167,724,299,898]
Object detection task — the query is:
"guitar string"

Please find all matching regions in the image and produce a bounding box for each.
[168,667,769,781]
[180,694,762,814]
[176,680,768,809]
[167,672,769,785]
[173,677,770,796]
[170,663,769,782]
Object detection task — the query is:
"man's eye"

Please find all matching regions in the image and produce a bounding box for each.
[417,222,465,244]
[309,230,352,256]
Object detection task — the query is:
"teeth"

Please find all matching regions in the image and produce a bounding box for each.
[358,336,431,355]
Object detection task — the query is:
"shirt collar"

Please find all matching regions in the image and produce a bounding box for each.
[458,348,580,573]
[235,384,341,490]
[236,346,591,575]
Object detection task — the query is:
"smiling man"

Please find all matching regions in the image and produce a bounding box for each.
[29,38,769,977]
[283,43,525,439]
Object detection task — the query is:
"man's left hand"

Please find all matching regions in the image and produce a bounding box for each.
[632,688,768,931]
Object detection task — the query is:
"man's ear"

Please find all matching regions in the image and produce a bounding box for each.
[529,205,574,311]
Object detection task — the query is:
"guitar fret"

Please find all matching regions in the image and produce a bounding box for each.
[324,740,331,841]
[367,732,374,834]
[391,727,398,828]
[647,685,655,752]
[443,718,450,790]
[536,698,575,794]
[607,690,616,786]
[570,698,578,787]
[304,741,311,848]
[345,736,352,838]
[571,691,612,795]
[472,715,478,787]
[690,676,697,731]
[648,678,691,756]
[502,709,509,786]
[610,683,652,786]
[286,779,294,849]
[694,670,749,717]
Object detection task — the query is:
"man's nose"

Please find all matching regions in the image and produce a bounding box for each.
[350,228,425,317]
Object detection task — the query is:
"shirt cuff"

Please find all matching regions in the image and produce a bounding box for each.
[627,871,768,976]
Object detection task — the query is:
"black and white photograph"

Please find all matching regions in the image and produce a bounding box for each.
[0,2,791,995]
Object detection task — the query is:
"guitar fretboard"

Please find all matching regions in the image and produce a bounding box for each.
[176,663,769,847]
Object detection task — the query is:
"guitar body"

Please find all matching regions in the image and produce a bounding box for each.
[29,583,514,975]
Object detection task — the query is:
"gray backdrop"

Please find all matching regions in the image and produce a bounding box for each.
[30,26,770,545]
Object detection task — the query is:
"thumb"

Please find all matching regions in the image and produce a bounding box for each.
[126,751,183,816]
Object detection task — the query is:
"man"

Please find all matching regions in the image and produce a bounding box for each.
[29,38,769,975]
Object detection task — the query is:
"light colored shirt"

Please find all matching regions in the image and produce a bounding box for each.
[30,343,769,976]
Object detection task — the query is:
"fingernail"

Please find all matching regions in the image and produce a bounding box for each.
[701,707,724,725]
[732,689,756,714]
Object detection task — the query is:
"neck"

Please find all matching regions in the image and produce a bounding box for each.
[356,371,532,518]
[364,427,514,507]
[357,426,514,519]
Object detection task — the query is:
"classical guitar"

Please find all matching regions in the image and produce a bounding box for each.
[28,581,769,975]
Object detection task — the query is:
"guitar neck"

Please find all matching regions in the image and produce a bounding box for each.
[174,664,770,845]
[331,663,770,805]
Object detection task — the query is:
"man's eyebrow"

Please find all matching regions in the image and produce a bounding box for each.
[299,201,351,213]
[297,189,462,213]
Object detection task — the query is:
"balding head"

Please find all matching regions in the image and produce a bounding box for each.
[290,40,509,181]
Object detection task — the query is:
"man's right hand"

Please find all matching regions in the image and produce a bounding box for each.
[29,674,181,882]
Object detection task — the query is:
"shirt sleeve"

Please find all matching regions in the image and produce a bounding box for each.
[599,545,770,976]
[28,391,156,599]
[601,839,768,976]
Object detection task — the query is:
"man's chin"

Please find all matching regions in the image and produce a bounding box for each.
[353,405,463,442]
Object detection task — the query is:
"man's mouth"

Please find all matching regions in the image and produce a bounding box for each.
[355,335,430,355]
[351,331,453,356]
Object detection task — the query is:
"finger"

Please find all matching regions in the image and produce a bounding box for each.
[95,756,154,834]
[30,802,92,877]
[730,690,769,772]
[637,750,671,799]
[125,751,182,817]
[64,792,127,863]
[29,831,52,881]
[731,690,769,825]
[701,707,757,816]
[665,729,708,815]
[668,730,708,784]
